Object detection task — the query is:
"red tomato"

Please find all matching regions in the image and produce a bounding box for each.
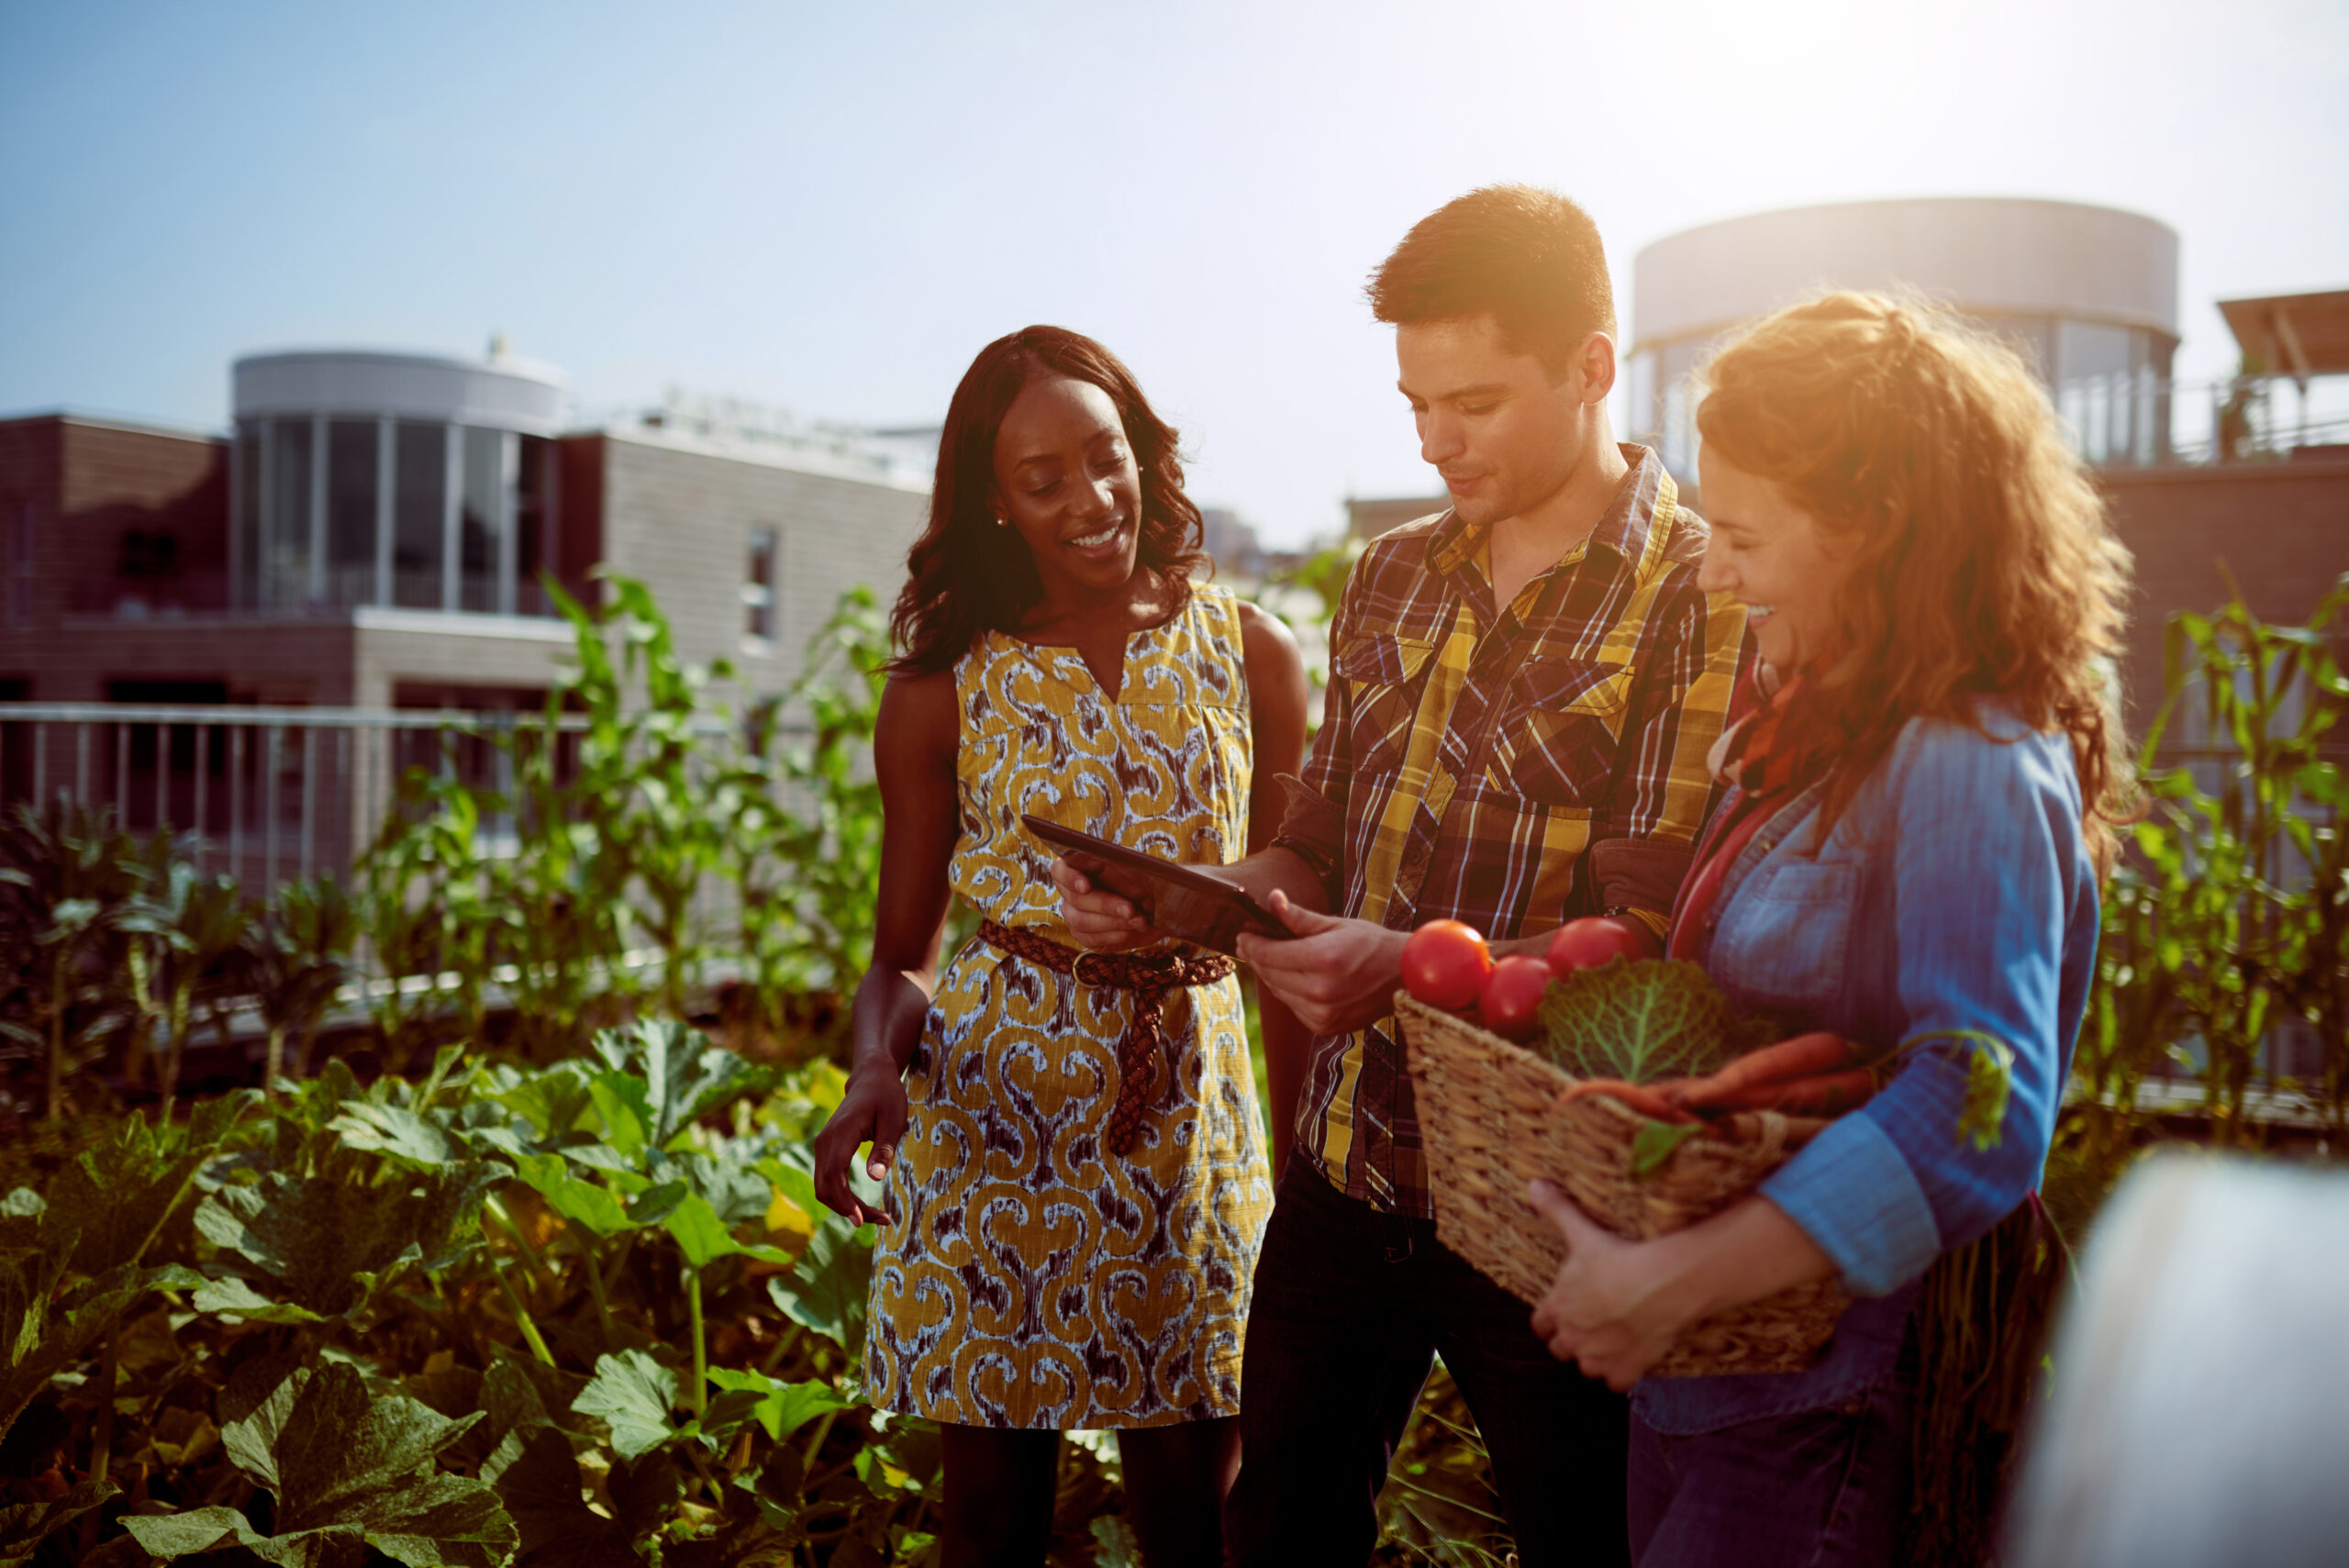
[1477,955,1553,1040]
[1401,919,1493,1010]
[1545,917,1644,977]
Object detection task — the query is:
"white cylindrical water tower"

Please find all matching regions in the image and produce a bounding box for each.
[229,350,566,617]
[1625,198,2180,479]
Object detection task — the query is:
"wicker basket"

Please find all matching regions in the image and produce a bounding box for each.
[1397,991,1849,1377]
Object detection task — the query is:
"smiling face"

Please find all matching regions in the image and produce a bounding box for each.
[991,374,1145,605]
[1396,313,1599,528]
[1697,447,1851,673]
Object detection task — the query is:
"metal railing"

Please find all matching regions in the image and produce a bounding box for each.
[2057,370,2349,469]
[0,702,573,891]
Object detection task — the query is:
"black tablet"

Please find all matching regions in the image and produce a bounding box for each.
[1022,814,1287,956]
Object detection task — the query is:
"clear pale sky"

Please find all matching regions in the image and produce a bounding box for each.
[3,0,2343,547]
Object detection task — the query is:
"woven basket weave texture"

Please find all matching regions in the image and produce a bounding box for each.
[1397,991,1850,1378]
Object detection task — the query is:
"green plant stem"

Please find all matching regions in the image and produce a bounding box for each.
[760,1321,803,1375]
[686,1268,708,1417]
[80,1326,120,1558]
[484,1197,549,1286]
[801,1406,839,1467]
[46,950,70,1123]
[484,1249,555,1365]
[578,1232,616,1342]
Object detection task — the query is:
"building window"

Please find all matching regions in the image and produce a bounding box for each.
[744,528,777,644]
[327,419,379,607]
[392,422,447,609]
[262,417,314,612]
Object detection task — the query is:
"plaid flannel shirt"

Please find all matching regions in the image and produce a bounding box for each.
[1274,447,1748,1214]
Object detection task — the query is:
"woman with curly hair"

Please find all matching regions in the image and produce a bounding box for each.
[812,326,1308,1567]
[1523,292,2132,1565]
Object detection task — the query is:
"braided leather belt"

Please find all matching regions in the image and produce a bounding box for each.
[977,919,1237,1155]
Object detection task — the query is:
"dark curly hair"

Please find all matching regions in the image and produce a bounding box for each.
[887,326,1207,677]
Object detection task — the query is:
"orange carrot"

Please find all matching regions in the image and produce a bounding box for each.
[1551,1080,1702,1124]
[1704,1067,1878,1118]
[1672,1031,1860,1110]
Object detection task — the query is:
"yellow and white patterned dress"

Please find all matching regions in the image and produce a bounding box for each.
[866,584,1274,1429]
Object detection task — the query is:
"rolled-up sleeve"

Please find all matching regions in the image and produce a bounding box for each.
[1760,721,2088,1297]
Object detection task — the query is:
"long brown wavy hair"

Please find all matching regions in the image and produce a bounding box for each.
[1697,291,2135,870]
[887,326,1207,677]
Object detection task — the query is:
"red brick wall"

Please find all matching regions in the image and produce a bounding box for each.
[0,418,62,642]
[56,417,229,617]
[2101,457,2349,733]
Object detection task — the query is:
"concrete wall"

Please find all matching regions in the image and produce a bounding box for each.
[2102,457,2349,733]
[595,430,929,704]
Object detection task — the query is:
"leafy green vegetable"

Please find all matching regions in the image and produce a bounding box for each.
[1630,1118,1706,1176]
[1535,958,1765,1084]
[572,1350,679,1460]
[705,1367,852,1445]
[1945,1030,2017,1151]
[195,1163,504,1320]
[0,1475,117,1568]
[479,1426,638,1567]
[127,1361,516,1567]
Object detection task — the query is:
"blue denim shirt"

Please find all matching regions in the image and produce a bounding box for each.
[1633,702,2100,1435]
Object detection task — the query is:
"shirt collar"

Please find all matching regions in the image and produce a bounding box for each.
[1428,443,1675,584]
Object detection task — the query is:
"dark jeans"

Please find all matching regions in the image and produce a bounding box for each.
[1224,1156,1630,1567]
[1626,1370,1912,1567]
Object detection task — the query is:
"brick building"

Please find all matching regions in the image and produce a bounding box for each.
[0,351,930,715]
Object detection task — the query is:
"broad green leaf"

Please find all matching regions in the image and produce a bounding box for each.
[195,1163,502,1319]
[662,1192,789,1271]
[491,1060,599,1142]
[573,1350,679,1459]
[328,1104,458,1168]
[36,1090,260,1279]
[587,1019,777,1154]
[1091,1515,1144,1568]
[480,1426,638,1567]
[0,1474,117,1568]
[586,1074,654,1162]
[215,1362,515,1568]
[1630,1119,1704,1177]
[1536,959,1765,1084]
[705,1367,852,1444]
[0,1257,148,1447]
[513,1155,633,1238]
[768,1218,875,1357]
[190,1275,327,1325]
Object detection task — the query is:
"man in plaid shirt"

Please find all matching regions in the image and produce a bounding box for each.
[1058,186,1745,1564]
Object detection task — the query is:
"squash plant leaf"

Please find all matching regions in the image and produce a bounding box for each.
[513,1155,633,1239]
[0,1256,163,1446]
[195,1163,504,1320]
[768,1217,875,1358]
[139,1361,518,1568]
[1536,959,1761,1084]
[36,1088,261,1279]
[328,1103,460,1170]
[480,1426,638,1567]
[0,1473,117,1568]
[572,1350,680,1460]
[705,1367,852,1445]
[587,1020,777,1155]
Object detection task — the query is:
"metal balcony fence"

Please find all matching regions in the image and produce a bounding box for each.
[0,701,800,898]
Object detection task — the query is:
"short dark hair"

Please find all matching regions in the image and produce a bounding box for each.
[887,326,1205,677]
[1366,184,1616,371]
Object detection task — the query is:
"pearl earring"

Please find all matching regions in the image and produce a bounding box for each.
[994,517,1008,528]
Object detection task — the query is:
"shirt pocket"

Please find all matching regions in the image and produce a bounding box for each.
[1709,859,1860,1013]
[1485,655,1634,805]
[1334,629,1436,778]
